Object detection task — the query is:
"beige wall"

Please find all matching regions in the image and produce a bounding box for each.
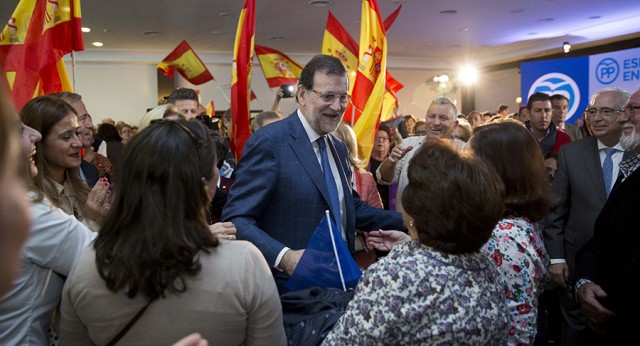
[65,52,521,126]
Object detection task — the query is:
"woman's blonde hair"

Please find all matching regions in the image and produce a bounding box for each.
[333,122,365,171]
[138,104,184,131]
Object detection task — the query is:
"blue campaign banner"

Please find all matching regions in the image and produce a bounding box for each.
[589,47,640,97]
[521,56,589,125]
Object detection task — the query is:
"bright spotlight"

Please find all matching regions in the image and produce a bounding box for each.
[458,66,478,85]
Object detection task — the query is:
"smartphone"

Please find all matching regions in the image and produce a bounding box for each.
[280,84,295,98]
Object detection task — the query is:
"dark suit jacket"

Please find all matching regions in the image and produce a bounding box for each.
[222,111,403,276]
[544,137,631,281]
[80,159,99,188]
[575,159,640,340]
[564,123,582,142]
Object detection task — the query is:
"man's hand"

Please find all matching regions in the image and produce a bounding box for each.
[549,263,570,288]
[280,249,305,276]
[578,282,616,334]
[365,230,410,252]
[378,145,414,182]
[208,222,237,241]
[84,178,111,225]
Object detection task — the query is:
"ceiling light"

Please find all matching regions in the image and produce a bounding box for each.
[439,10,457,15]
[458,66,478,85]
[433,74,449,83]
[81,27,91,33]
[538,18,554,22]
[211,31,222,35]
[142,31,161,36]
[218,12,232,17]
[269,36,284,41]
[92,42,103,47]
[588,16,601,19]
[309,0,332,6]
[510,8,524,13]
[563,41,571,54]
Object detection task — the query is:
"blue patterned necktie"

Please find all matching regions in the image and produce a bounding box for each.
[317,136,341,226]
[602,147,617,197]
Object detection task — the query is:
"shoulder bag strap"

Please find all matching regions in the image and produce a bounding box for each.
[105,299,154,346]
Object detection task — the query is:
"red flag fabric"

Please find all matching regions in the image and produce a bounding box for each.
[383,4,402,30]
[254,44,303,88]
[1,0,83,110]
[157,40,213,85]
[230,0,255,163]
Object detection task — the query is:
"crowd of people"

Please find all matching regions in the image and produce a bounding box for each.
[0,54,639,346]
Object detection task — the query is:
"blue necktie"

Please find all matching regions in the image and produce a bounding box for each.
[602,147,617,197]
[317,136,341,226]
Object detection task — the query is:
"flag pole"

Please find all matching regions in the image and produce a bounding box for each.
[212,79,231,103]
[71,50,76,91]
[326,210,347,291]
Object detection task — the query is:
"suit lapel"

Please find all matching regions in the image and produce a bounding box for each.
[581,138,608,203]
[287,115,335,218]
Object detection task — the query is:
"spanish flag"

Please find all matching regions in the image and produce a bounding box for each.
[230,0,255,163]
[1,0,83,111]
[157,40,213,85]
[350,0,387,166]
[205,99,214,116]
[322,12,359,93]
[254,44,303,88]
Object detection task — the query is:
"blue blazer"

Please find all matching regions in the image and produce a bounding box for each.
[222,112,403,267]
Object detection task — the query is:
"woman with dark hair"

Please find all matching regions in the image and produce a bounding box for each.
[59,120,286,345]
[368,124,394,210]
[325,139,509,344]
[470,121,557,345]
[20,95,106,231]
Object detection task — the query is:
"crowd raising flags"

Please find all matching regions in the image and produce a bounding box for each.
[0,0,84,111]
[230,0,255,164]
[157,40,214,85]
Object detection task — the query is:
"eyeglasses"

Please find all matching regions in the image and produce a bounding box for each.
[584,107,622,118]
[310,89,351,104]
[623,105,640,117]
[375,136,389,142]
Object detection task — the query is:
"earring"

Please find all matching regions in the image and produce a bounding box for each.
[409,220,414,228]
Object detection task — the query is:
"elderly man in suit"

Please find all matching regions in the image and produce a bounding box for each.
[222,55,403,292]
[544,88,630,345]
[574,88,640,344]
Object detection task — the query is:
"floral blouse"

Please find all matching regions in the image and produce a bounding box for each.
[323,240,509,345]
[481,216,550,346]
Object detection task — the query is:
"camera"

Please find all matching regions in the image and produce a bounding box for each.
[280,84,295,98]
[195,113,218,131]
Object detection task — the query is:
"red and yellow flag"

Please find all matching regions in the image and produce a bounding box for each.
[255,44,303,88]
[322,12,359,93]
[1,0,83,110]
[157,40,213,85]
[350,0,387,166]
[205,99,215,116]
[230,0,255,163]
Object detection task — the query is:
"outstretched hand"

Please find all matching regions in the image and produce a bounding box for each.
[365,230,410,252]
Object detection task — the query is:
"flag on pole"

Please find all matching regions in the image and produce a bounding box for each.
[230,0,255,164]
[285,211,362,291]
[1,0,84,110]
[254,44,303,88]
[380,73,403,122]
[205,99,215,116]
[350,0,388,167]
[321,11,359,93]
[157,40,213,85]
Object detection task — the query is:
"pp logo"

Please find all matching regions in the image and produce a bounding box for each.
[595,58,619,85]
[528,73,580,119]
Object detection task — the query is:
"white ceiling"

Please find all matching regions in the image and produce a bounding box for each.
[2,0,640,69]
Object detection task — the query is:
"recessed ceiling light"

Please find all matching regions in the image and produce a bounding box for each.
[510,8,524,13]
[309,0,332,7]
[440,10,457,15]
[219,12,232,17]
[538,18,554,22]
[81,27,91,33]
[527,32,538,35]
[588,15,601,19]
[92,42,104,47]
[211,31,222,35]
[269,36,284,41]
[142,31,161,36]
[458,27,468,32]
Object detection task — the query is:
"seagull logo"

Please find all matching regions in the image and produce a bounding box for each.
[528,72,580,119]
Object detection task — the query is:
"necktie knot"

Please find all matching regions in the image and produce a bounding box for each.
[317,136,326,149]
[603,147,617,157]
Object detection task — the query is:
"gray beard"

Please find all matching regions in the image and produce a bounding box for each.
[620,126,640,152]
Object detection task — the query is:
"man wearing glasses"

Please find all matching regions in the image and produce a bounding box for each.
[222,54,403,292]
[573,88,640,344]
[544,88,631,345]
[376,96,463,213]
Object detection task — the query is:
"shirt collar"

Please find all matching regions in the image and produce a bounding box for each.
[596,140,624,152]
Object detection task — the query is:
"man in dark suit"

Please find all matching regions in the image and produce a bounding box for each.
[544,88,630,345]
[575,88,640,344]
[551,94,582,141]
[222,55,403,291]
